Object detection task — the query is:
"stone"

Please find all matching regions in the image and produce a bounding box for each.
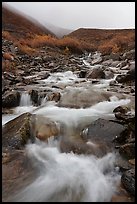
[79,70,87,78]
[121,168,135,195]
[31,115,60,141]
[81,118,125,147]
[87,67,105,79]
[2,90,20,108]
[122,49,135,60]
[29,89,38,105]
[2,113,33,150]
[113,106,129,114]
[119,143,135,160]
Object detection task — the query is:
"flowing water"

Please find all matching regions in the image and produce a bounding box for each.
[2,54,133,202]
[13,138,120,202]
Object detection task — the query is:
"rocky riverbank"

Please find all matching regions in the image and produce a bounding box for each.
[2,38,135,202]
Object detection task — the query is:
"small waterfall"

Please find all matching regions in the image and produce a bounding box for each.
[20,92,32,106]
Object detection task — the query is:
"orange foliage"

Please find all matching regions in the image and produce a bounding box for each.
[2,29,135,56]
[2,60,16,73]
[15,42,36,56]
[3,52,14,60]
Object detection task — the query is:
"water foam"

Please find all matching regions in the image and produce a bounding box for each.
[14,138,120,202]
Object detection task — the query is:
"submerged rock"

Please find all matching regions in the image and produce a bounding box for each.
[30,115,60,141]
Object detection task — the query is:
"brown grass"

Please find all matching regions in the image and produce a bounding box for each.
[68,28,135,55]
[2,60,16,73]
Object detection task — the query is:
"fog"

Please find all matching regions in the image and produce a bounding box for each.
[4,2,135,30]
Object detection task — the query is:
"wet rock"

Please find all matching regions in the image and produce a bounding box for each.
[116,60,128,69]
[115,157,132,172]
[81,118,125,150]
[113,106,130,114]
[92,57,102,65]
[119,143,135,160]
[2,150,37,202]
[121,168,135,195]
[87,67,105,79]
[2,90,20,108]
[47,92,61,102]
[102,59,113,66]
[2,108,14,114]
[126,68,135,81]
[128,159,135,166]
[122,49,135,60]
[110,60,121,67]
[29,89,38,105]
[2,113,33,150]
[60,136,108,156]
[59,88,113,108]
[115,68,135,84]
[114,113,135,124]
[79,70,87,78]
[110,53,121,61]
[115,75,126,83]
[22,77,37,85]
[31,115,60,141]
[104,70,114,79]
[40,72,50,80]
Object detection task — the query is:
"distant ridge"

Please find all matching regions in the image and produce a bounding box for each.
[2,4,55,38]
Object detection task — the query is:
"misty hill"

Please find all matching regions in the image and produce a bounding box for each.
[67,28,135,54]
[2,4,55,38]
[43,22,73,38]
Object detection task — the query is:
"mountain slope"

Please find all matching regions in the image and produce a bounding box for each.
[43,22,73,38]
[2,4,55,38]
[67,28,135,54]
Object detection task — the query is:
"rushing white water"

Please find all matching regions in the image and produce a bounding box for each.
[20,92,32,106]
[34,98,130,128]
[40,71,83,86]
[13,138,120,202]
[2,93,35,126]
[2,114,19,126]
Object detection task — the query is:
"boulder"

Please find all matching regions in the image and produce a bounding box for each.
[116,68,135,84]
[104,70,114,79]
[31,115,60,141]
[121,168,135,195]
[119,143,135,160]
[122,49,135,60]
[59,88,113,108]
[2,113,33,150]
[2,90,20,108]
[113,106,130,114]
[81,118,125,149]
[87,67,105,79]
[79,70,87,78]
[29,89,38,105]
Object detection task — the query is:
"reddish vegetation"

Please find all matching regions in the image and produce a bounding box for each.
[2,5,135,57]
[68,28,135,55]
[2,52,14,61]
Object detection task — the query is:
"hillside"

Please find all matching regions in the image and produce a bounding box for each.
[2,5,55,38]
[43,22,73,38]
[67,28,135,54]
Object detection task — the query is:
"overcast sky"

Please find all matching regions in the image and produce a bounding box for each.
[4,2,135,30]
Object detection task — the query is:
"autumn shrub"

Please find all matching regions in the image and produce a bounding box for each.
[15,42,36,55]
[2,60,16,73]
[28,34,56,48]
